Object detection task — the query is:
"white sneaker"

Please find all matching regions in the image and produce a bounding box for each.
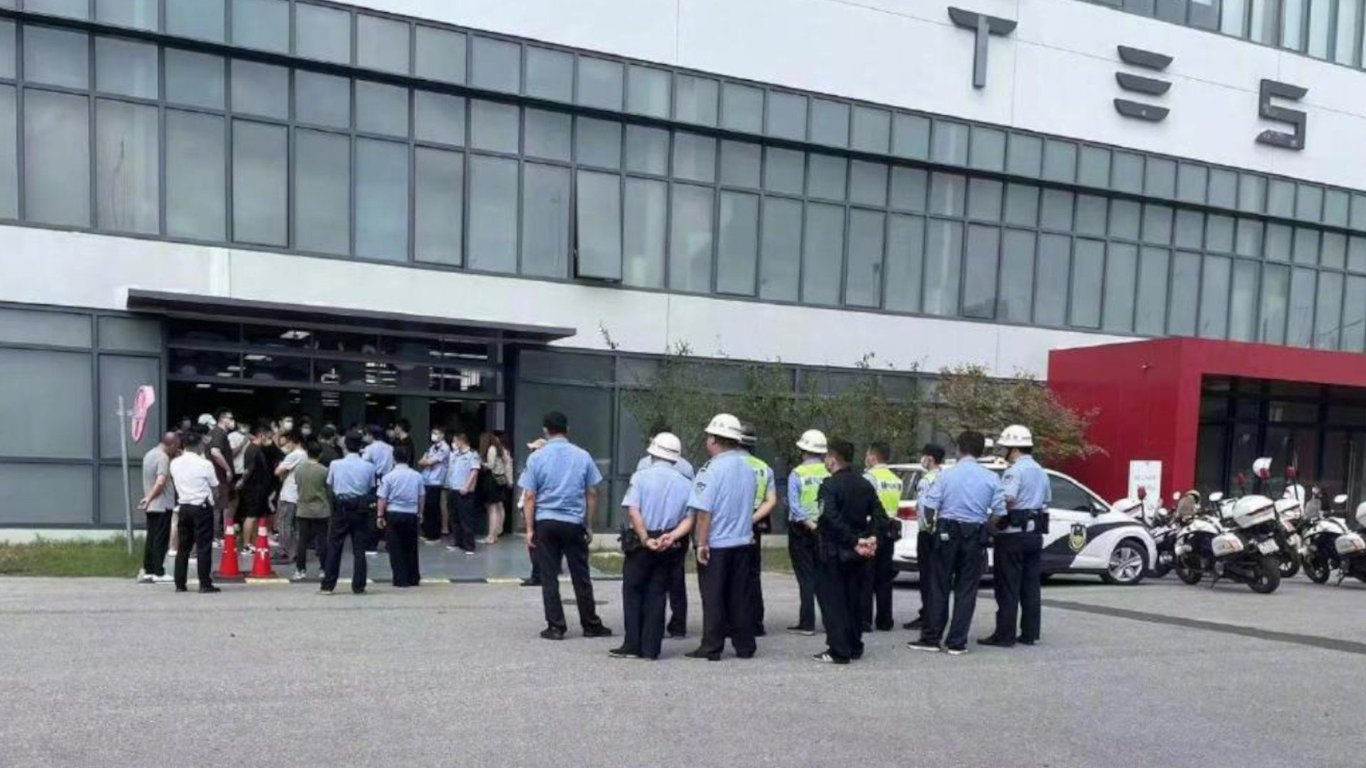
[365,551,378,558]
[167,549,178,557]
[290,570,307,582]
[135,570,154,584]
[153,574,175,584]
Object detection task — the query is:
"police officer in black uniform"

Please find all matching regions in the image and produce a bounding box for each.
[812,439,882,664]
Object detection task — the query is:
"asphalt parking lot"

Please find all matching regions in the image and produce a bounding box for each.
[2,574,1364,767]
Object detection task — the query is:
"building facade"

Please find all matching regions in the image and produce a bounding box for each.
[1,0,1365,530]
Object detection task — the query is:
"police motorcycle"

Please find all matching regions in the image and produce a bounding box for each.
[1271,495,1304,578]
[1172,491,1282,593]
[1300,494,1366,586]
[1116,491,1177,578]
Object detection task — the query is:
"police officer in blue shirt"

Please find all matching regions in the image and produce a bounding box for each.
[635,423,695,479]
[418,426,450,543]
[612,432,694,660]
[519,411,613,641]
[635,423,694,638]
[905,443,946,631]
[907,431,1005,655]
[377,445,425,588]
[982,425,1052,648]
[445,432,481,554]
[321,432,378,595]
[685,414,758,662]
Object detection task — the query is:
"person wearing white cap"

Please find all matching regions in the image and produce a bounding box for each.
[684,414,759,661]
[611,432,695,660]
[785,428,830,636]
[981,425,1050,649]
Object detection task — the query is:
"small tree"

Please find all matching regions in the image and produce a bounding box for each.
[935,364,1100,463]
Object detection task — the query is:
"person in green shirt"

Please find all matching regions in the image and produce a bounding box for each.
[292,443,332,581]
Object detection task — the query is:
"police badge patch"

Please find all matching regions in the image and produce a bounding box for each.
[1068,523,1087,553]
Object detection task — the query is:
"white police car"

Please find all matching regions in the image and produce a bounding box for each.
[889,459,1155,585]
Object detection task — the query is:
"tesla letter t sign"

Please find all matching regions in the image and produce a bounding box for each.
[948,7,1017,89]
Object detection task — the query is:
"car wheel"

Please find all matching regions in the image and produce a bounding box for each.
[1101,539,1147,585]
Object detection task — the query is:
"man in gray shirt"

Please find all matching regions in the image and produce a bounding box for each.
[137,432,181,583]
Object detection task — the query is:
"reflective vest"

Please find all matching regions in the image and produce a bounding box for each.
[743,454,772,511]
[866,466,903,517]
[794,462,830,521]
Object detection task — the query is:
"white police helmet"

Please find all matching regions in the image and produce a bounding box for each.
[703,413,745,442]
[647,432,683,462]
[796,429,828,454]
[997,424,1034,448]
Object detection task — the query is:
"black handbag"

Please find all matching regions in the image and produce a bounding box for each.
[618,526,643,554]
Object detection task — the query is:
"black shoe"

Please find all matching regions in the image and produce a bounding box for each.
[519,579,541,587]
[754,626,767,637]
[1017,636,1037,646]
[352,589,366,595]
[813,652,849,665]
[667,631,687,639]
[945,646,968,656]
[175,586,188,593]
[540,627,566,641]
[197,585,221,594]
[735,651,755,659]
[851,649,864,660]
[684,648,721,661]
[904,617,924,631]
[906,639,941,653]
[977,635,1014,648]
[875,624,894,632]
[583,624,614,639]
[861,623,873,632]
[608,646,641,659]
[785,625,816,637]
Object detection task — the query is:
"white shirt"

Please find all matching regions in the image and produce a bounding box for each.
[229,431,247,475]
[170,452,219,506]
[279,448,308,504]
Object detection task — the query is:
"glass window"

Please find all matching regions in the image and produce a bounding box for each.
[1229,259,1259,341]
[626,125,669,176]
[1003,135,1042,180]
[232,0,289,52]
[1295,184,1323,221]
[1102,242,1138,333]
[577,56,623,111]
[293,129,350,255]
[969,127,1006,173]
[759,196,801,301]
[849,161,888,207]
[763,147,804,195]
[1199,255,1231,338]
[1135,246,1170,336]
[845,209,884,308]
[0,23,13,81]
[1004,184,1038,228]
[1236,218,1264,257]
[1286,266,1316,346]
[295,2,351,63]
[1110,200,1141,240]
[885,214,924,312]
[851,106,891,153]
[671,131,714,182]
[999,229,1035,323]
[1314,271,1343,349]
[1206,214,1234,252]
[95,37,157,99]
[931,120,969,165]
[1222,0,1249,34]
[469,100,519,154]
[414,91,464,147]
[1343,275,1366,352]
[1174,210,1204,249]
[721,83,763,133]
[295,71,351,129]
[524,109,571,162]
[626,65,670,118]
[167,0,224,41]
[470,36,520,93]
[25,26,88,89]
[24,90,89,228]
[357,14,409,74]
[1292,227,1319,264]
[719,140,760,189]
[1260,263,1290,343]
[1144,158,1177,198]
[355,139,408,262]
[1350,237,1366,272]
[765,91,807,141]
[231,60,288,119]
[165,50,224,110]
[1334,0,1360,64]
[807,154,846,201]
[569,118,617,170]
[95,99,158,235]
[1070,239,1104,329]
[810,99,850,147]
[1040,189,1073,231]
[924,220,963,316]
[1142,204,1173,244]
[1034,234,1071,327]
[624,177,666,288]
[523,46,572,102]
[1168,251,1202,336]
[0,87,17,218]
[519,163,571,278]
[673,75,718,126]
[890,168,927,213]
[891,113,930,160]
[802,202,844,306]
[1177,163,1208,204]
[1042,140,1077,183]
[415,26,466,84]
[1112,152,1144,195]
[716,191,759,295]
[929,173,966,217]
[1078,146,1110,188]
[356,82,408,137]
[1209,169,1238,208]
[669,184,714,293]
[414,147,463,266]
[962,225,1000,319]
[231,120,286,245]
[1237,173,1266,213]
[1075,195,1107,236]
[967,179,1003,222]
[467,155,518,273]
[1265,223,1292,261]
[1324,189,1350,227]
[576,170,623,281]
[28,0,88,18]
[1267,179,1295,216]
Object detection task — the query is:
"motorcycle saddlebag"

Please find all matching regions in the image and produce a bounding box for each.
[1211,532,1246,558]
[1334,532,1366,556]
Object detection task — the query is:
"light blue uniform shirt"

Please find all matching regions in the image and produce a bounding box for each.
[1003,455,1051,510]
[920,457,1006,525]
[636,453,695,480]
[445,447,480,493]
[786,459,826,524]
[687,449,756,549]
[420,441,450,487]
[622,460,693,531]
[518,437,603,524]
[326,454,377,498]
[378,464,424,514]
[363,440,395,478]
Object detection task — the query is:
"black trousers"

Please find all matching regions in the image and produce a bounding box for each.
[697,545,756,658]
[788,526,819,630]
[421,486,444,541]
[860,530,897,630]
[448,491,477,552]
[666,535,688,635]
[143,511,172,576]
[622,545,683,659]
[173,503,213,589]
[748,530,765,633]
[535,520,604,632]
[921,522,985,650]
[294,517,328,571]
[817,556,867,661]
[385,514,422,587]
[916,530,935,622]
[992,533,1043,643]
[322,497,369,593]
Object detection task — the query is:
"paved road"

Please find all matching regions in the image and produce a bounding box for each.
[2,574,1363,767]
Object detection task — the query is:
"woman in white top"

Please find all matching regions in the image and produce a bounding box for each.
[479,432,512,544]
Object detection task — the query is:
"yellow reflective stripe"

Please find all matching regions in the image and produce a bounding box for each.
[794,463,829,519]
[743,454,771,509]
[868,467,903,516]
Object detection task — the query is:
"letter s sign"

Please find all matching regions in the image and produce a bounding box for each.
[1255,79,1308,151]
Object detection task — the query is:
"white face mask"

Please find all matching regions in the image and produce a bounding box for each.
[430,432,442,443]
[301,427,312,437]
[280,419,294,432]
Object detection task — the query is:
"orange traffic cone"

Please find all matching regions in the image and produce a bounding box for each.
[215,523,245,581]
[249,520,277,579]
